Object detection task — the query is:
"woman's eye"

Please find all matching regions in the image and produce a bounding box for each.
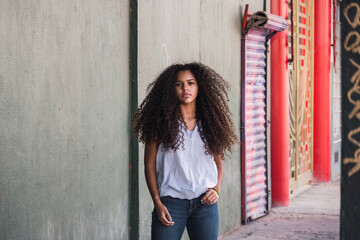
[175,83,182,87]
[189,82,195,85]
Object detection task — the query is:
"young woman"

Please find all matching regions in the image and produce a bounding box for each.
[132,62,238,240]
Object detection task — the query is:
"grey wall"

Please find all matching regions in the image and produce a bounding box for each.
[0,1,130,239]
[0,0,268,239]
[330,0,341,181]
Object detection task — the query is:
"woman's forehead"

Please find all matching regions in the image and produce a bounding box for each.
[176,70,196,81]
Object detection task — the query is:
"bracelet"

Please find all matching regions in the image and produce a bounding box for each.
[212,187,220,196]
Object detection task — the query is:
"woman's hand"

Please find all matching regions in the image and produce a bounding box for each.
[201,188,219,205]
[154,201,175,226]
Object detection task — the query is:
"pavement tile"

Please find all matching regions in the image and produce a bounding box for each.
[220,181,340,240]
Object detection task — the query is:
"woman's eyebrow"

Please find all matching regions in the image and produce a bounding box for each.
[176,79,196,82]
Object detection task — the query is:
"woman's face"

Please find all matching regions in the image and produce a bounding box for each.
[175,70,198,105]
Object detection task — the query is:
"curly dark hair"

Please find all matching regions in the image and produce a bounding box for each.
[132,62,239,157]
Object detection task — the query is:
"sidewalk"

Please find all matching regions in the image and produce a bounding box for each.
[220,181,340,240]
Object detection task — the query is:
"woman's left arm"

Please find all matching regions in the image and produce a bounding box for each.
[201,154,223,205]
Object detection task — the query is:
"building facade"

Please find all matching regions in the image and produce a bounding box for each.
[0,0,338,239]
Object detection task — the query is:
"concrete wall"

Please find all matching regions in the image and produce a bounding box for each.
[137,0,251,238]
[330,0,341,181]
[0,1,130,239]
[0,0,268,239]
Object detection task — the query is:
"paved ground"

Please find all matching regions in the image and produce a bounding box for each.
[220,181,340,240]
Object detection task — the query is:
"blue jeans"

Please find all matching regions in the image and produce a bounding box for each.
[151,193,219,240]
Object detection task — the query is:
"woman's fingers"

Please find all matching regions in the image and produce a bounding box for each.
[208,195,217,204]
[164,212,174,224]
[160,212,174,226]
[157,206,175,226]
[206,195,217,205]
[201,189,219,205]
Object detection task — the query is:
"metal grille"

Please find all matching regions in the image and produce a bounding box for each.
[297,0,313,176]
[288,0,297,179]
[241,27,269,223]
[289,0,314,190]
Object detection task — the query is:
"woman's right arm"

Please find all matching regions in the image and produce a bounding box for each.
[144,141,174,226]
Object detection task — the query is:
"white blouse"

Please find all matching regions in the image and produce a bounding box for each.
[156,123,218,199]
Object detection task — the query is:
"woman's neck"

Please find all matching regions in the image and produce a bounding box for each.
[179,103,197,131]
[180,103,196,120]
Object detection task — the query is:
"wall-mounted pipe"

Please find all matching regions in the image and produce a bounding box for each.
[314,0,331,182]
[270,0,290,207]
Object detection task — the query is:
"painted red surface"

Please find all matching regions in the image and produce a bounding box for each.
[270,0,289,206]
[314,0,331,182]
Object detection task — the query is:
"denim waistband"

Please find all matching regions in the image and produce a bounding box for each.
[160,192,207,210]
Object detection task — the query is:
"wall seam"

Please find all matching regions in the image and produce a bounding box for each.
[129,0,139,239]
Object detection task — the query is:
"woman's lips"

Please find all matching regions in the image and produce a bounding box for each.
[183,94,191,97]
